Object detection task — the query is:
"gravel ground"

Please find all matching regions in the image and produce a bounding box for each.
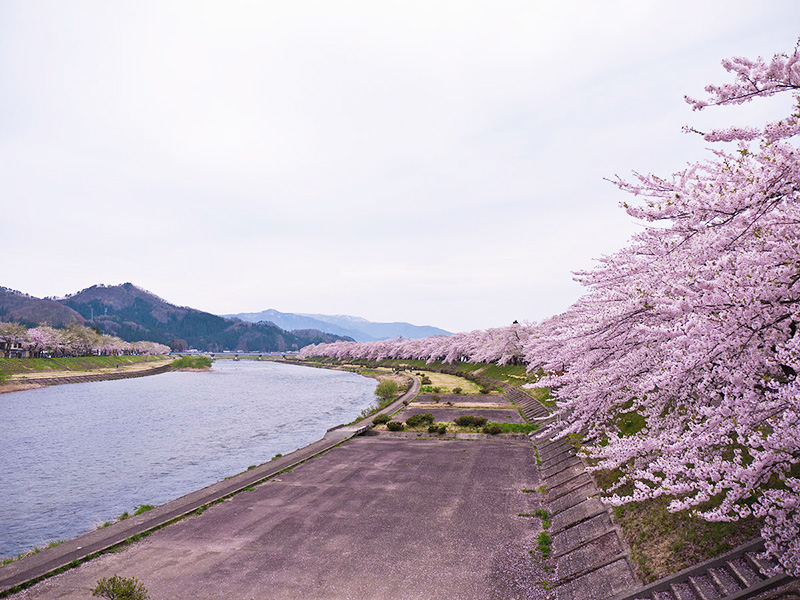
[11,436,553,600]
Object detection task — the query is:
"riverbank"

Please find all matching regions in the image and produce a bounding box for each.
[1,361,646,599]
[0,356,174,394]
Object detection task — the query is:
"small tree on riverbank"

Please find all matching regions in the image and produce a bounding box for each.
[375,379,399,403]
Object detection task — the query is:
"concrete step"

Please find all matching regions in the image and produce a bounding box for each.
[609,538,795,600]
[688,573,721,600]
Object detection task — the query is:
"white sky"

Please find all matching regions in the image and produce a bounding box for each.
[1,1,798,333]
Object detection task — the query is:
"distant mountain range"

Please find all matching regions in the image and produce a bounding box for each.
[0,284,349,352]
[224,308,451,342]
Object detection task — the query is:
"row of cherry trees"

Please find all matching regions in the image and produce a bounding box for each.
[300,322,531,364]
[302,45,800,575]
[0,322,170,357]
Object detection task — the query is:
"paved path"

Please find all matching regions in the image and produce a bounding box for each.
[7,435,547,600]
[0,377,420,595]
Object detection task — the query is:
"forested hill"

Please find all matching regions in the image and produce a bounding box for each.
[55,283,350,351]
[0,287,85,328]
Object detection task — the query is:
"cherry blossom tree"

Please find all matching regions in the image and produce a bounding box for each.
[61,323,101,356]
[130,340,170,355]
[301,43,800,574]
[298,323,534,365]
[525,44,800,575]
[26,325,63,357]
[0,322,172,357]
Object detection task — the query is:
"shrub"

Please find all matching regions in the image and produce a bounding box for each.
[372,413,391,425]
[431,394,440,403]
[479,387,492,395]
[386,421,405,432]
[454,415,488,427]
[483,424,503,435]
[406,412,435,427]
[428,424,447,434]
[92,575,150,600]
[133,505,154,516]
[420,375,432,385]
[452,387,462,395]
[375,380,399,402]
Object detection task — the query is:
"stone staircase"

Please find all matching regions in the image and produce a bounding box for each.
[610,538,796,600]
[489,379,551,421]
[534,431,639,600]
[482,377,639,599]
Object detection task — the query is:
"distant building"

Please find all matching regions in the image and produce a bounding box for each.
[0,338,30,358]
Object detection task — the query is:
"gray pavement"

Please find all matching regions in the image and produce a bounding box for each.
[0,378,420,595]
[10,436,551,600]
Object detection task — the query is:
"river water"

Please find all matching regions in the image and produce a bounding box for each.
[0,360,376,559]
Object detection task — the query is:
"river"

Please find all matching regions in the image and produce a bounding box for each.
[0,360,376,559]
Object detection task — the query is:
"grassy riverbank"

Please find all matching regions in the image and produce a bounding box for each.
[0,355,167,377]
[301,357,537,386]
[168,355,212,370]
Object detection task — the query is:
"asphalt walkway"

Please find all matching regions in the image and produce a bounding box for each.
[8,434,547,600]
[0,377,420,595]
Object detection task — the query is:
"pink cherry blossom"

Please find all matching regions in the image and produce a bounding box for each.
[303,43,800,575]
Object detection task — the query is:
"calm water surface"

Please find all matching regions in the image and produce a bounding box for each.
[0,360,376,558]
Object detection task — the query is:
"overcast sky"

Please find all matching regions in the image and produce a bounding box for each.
[1,1,797,333]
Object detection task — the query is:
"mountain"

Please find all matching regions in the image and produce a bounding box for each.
[301,313,452,341]
[0,287,85,328]
[223,309,367,340]
[54,283,350,351]
[225,309,451,342]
